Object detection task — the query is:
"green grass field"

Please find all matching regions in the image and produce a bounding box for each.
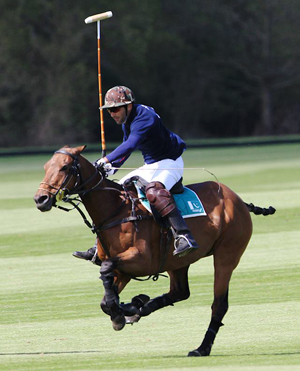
[1,144,300,371]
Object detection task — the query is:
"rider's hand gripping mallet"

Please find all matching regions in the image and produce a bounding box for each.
[85,11,113,157]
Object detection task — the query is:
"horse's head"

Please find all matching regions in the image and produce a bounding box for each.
[34,145,88,212]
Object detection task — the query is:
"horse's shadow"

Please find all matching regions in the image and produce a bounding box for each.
[162,351,300,359]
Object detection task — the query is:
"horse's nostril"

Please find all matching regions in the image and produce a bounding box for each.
[34,193,53,212]
[35,194,49,205]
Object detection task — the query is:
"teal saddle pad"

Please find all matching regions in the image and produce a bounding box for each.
[135,184,207,218]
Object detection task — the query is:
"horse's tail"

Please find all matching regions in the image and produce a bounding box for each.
[245,202,276,216]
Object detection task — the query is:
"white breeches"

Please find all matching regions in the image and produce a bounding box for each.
[118,156,184,190]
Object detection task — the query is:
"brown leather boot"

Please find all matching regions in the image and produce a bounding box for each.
[145,181,198,257]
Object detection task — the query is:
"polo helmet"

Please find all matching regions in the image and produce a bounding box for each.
[100,86,135,109]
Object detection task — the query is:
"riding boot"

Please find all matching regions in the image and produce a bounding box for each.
[167,207,199,257]
[145,181,199,257]
[72,242,102,266]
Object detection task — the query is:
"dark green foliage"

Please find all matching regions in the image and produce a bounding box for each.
[1,0,300,147]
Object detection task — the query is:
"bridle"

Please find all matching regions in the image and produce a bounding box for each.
[38,149,104,203]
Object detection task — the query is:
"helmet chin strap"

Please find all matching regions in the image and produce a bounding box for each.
[122,104,130,124]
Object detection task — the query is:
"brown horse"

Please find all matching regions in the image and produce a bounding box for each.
[34,145,275,357]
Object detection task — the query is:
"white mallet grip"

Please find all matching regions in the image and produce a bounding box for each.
[85,11,113,24]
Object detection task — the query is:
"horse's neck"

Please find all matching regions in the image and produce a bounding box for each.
[79,158,125,226]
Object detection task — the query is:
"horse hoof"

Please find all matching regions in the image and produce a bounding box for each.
[125,314,141,325]
[187,348,210,357]
[112,315,126,331]
[188,348,211,357]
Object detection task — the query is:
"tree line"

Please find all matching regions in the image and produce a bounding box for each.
[1,0,300,147]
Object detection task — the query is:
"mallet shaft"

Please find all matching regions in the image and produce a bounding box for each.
[85,10,113,156]
[98,28,106,157]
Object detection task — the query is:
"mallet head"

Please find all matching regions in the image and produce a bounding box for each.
[85,11,113,24]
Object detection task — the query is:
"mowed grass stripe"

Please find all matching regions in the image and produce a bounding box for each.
[237,189,300,210]
[0,207,84,235]
[0,223,91,258]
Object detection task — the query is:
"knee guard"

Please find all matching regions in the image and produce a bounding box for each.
[145,181,176,217]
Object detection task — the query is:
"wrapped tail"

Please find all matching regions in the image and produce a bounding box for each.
[245,203,276,216]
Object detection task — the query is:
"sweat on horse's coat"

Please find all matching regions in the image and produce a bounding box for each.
[34,145,276,357]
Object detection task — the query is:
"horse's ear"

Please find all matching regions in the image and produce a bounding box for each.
[74,145,87,155]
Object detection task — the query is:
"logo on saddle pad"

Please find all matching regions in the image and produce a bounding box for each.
[135,184,207,218]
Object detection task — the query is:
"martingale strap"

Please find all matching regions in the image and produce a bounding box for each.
[95,214,153,231]
[92,214,152,260]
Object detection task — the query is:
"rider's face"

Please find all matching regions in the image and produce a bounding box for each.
[108,104,132,125]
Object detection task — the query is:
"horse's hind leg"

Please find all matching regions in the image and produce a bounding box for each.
[138,266,190,317]
[188,261,234,357]
[110,267,190,325]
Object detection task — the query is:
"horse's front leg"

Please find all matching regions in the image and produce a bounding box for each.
[99,259,126,331]
[100,270,131,316]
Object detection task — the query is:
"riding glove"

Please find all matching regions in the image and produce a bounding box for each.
[94,158,116,176]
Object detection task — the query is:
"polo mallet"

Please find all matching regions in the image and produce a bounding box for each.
[85,11,113,157]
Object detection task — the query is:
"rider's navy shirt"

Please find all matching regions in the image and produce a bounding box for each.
[106,104,186,167]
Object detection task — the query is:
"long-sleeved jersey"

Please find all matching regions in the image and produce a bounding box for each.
[106,104,186,168]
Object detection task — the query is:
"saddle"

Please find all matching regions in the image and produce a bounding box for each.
[123,176,206,225]
[123,176,183,226]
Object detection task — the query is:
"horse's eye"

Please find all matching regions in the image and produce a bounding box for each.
[60,165,68,172]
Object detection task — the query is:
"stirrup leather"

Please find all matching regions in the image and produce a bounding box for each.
[91,248,99,264]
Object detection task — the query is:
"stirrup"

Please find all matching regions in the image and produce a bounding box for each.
[173,234,198,257]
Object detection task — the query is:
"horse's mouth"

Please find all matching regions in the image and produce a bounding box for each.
[34,193,55,212]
